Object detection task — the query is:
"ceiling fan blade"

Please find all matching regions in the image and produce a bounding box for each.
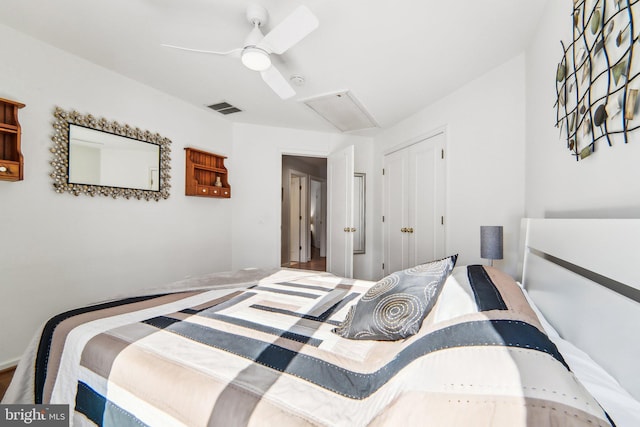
[161,44,242,58]
[260,65,295,99]
[258,5,319,54]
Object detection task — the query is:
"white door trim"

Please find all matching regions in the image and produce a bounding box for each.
[383,125,448,156]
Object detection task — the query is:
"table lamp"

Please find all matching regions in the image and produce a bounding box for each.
[481,225,503,266]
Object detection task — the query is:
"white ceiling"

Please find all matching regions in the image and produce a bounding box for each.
[0,0,549,135]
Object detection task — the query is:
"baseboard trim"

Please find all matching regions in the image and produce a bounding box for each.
[0,358,20,372]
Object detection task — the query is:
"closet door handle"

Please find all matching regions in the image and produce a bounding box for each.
[407,227,414,233]
[344,227,350,232]
[400,227,406,233]
[350,227,356,232]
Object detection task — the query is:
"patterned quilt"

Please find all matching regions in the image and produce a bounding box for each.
[5,267,613,426]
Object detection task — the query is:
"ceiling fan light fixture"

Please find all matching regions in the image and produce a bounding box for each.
[241,47,271,71]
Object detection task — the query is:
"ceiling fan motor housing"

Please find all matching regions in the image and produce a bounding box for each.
[246,3,268,27]
[242,5,270,72]
[244,24,265,48]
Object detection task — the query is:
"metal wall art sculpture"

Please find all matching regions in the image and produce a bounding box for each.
[556,0,640,160]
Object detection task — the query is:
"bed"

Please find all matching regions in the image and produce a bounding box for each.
[3,218,640,426]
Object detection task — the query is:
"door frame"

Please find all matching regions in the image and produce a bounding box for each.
[382,125,448,157]
[280,148,353,274]
[281,150,329,267]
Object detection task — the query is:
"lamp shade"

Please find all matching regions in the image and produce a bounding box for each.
[480,226,503,260]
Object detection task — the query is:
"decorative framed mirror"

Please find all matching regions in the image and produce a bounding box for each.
[353,172,366,254]
[50,107,171,200]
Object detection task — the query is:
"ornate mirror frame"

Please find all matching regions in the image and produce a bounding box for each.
[50,107,172,200]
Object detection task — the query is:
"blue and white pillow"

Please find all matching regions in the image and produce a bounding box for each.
[333,255,457,341]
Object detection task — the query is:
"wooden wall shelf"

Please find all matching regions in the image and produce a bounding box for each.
[185,147,230,198]
[0,97,25,182]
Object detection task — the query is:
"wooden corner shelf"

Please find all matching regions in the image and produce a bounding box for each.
[0,97,25,182]
[185,147,231,198]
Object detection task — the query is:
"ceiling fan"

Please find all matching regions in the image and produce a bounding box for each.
[162,4,319,99]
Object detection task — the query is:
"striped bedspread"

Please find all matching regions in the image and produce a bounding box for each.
[8,267,612,426]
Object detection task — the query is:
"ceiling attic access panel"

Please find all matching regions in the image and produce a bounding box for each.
[185,147,230,198]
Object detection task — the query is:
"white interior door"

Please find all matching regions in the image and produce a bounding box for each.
[299,176,308,262]
[289,176,301,262]
[327,145,354,278]
[320,180,327,257]
[408,134,446,265]
[383,149,408,273]
[310,178,324,255]
[310,180,319,248]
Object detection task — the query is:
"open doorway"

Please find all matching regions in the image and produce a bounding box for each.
[281,155,327,272]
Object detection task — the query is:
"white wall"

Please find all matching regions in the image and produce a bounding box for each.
[0,16,540,369]
[231,123,376,279]
[374,55,527,278]
[525,1,640,218]
[0,24,234,368]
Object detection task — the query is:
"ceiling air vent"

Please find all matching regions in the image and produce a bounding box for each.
[208,101,242,115]
[303,91,378,132]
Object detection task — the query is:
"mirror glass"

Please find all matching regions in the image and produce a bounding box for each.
[354,173,365,254]
[69,124,160,191]
[51,107,171,201]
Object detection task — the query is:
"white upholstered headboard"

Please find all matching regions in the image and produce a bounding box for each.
[520,218,640,401]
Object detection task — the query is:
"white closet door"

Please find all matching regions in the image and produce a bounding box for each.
[383,132,446,276]
[408,133,446,265]
[327,145,354,278]
[383,148,408,274]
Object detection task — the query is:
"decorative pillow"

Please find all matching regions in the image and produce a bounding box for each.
[333,255,458,341]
